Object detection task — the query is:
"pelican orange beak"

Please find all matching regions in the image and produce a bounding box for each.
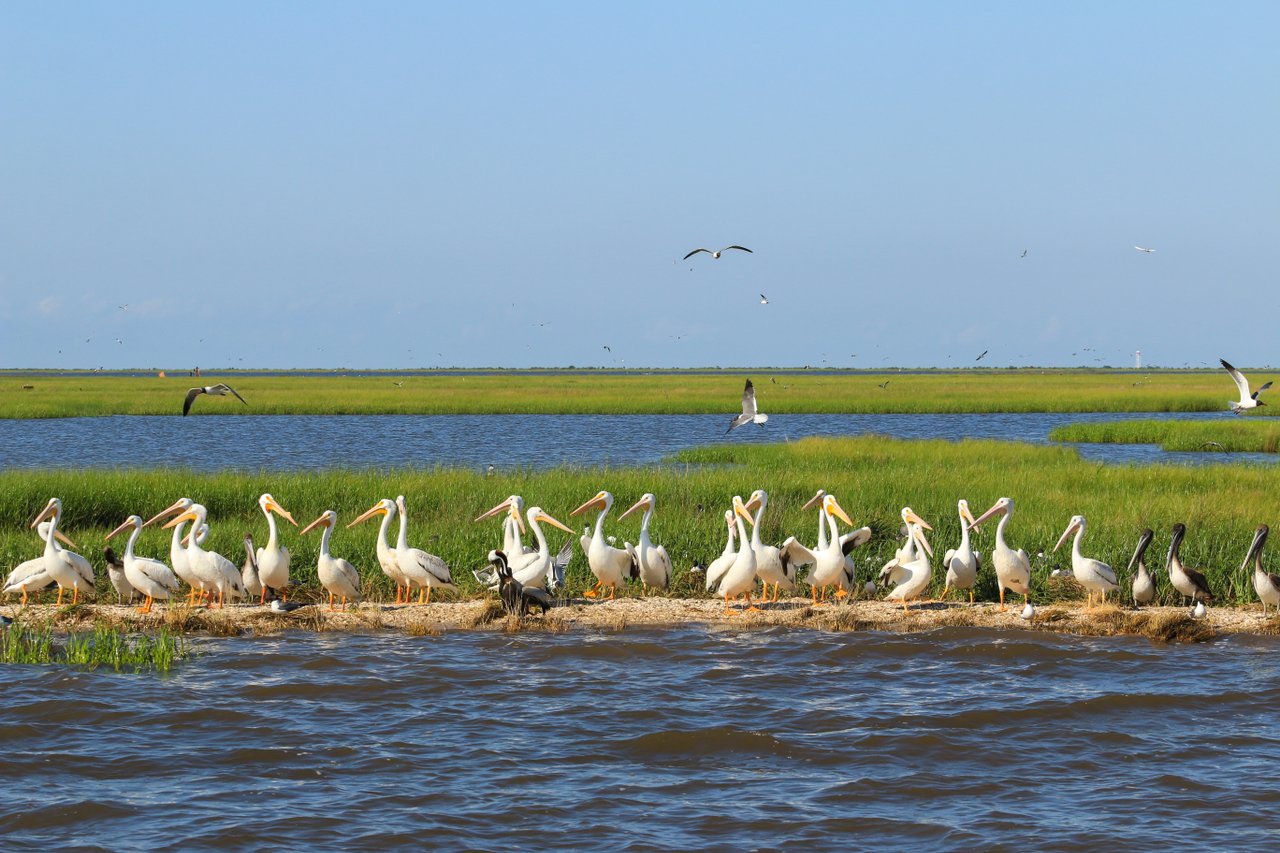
[29,500,58,528]
[914,525,935,558]
[301,513,331,536]
[162,509,200,530]
[969,501,1006,531]
[143,499,189,528]
[618,496,652,521]
[105,519,135,541]
[801,490,826,511]
[960,502,977,528]
[744,491,764,513]
[535,511,574,534]
[474,498,515,523]
[1054,518,1082,552]
[570,492,608,517]
[903,509,932,531]
[733,498,755,526]
[265,496,297,526]
[825,497,854,526]
[50,529,76,547]
[347,503,389,528]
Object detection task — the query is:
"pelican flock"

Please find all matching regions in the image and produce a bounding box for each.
[3,486,1278,621]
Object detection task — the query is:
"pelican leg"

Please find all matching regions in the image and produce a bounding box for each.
[425,586,432,604]
[20,588,28,606]
[328,592,335,611]
[997,587,1006,613]
[771,583,780,603]
[969,590,975,605]
[583,580,602,599]
[218,588,225,609]
[606,584,617,601]
[744,592,762,614]
[902,598,910,614]
[72,586,79,605]
[259,587,267,606]
[724,595,734,617]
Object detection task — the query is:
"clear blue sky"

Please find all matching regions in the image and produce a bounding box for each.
[2,2,1276,370]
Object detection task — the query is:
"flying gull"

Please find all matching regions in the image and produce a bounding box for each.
[684,245,753,261]
[1221,358,1272,414]
[726,379,768,433]
[759,294,769,305]
[183,383,248,416]
[1134,246,1156,253]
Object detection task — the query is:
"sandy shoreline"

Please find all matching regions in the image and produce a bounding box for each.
[5,595,1279,642]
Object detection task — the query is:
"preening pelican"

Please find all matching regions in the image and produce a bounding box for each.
[1127,528,1156,607]
[255,493,298,603]
[3,521,72,604]
[1166,523,1213,606]
[1245,525,1280,614]
[970,497,1031,611]
[349,498,409,603]
[103,546,136,603]
[618,493,673,595]
[500,505,575,590]
[684,245,752,260]
[182,383,247,415]
[394,495,455,603]
[727,380,768,433]
[570,490,637,600]
[30,498,94,605]
[705,509,739,593]
[807,495,864,603]
[301,510,362,611]
[941,499,980,603]
[1054,514,1117,608]
[105,515,180,613]
[883,518,934,612]
[716,496,760,615]
[1220,358,1272,414]
[163,504,245,607]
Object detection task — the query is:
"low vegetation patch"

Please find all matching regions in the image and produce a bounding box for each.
[1,621,186,671]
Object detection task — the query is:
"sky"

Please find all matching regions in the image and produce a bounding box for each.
[1,1,1276,371]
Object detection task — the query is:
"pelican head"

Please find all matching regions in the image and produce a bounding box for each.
[801,489,827,511]
[143,497,193,528]
[970,497,1014,531]
[723,509,736,533]
[732,495,755,526]
[822,494,853,526]
[958,499,976,528]
[528,506,574,533]
[105,515,143,542]
[1127,528,1154,572]
[1166,522,1187,570]
[911,521,934,558]
[348,498,396,528]
[259,493,298,526]
[570,491,613,517]
[744,490,769,514]
[1243,524,1270,571]
[1054,515,1086,552]
[29,497,62,528]
[619,493,657,521]
[900,507,932,531]
[162,503,207,530]
[475,495,526,532]
[301,509,338,535]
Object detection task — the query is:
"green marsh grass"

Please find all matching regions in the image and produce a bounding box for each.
[1051,419,1280,453]
[0,369,1259,418]
[2,621,185,671]
[3,435,1280,606]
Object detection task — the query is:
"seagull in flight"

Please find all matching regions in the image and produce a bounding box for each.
[1020,250,1028,258]
[602,345,611,352]
[975,350,988,361]
[726,379,768,433]
[1134,245,1156,253]
[759,294,769,305]
[118,304,129,311]
[1221,358,1272,414]
[684,245,753,261]
[183,383,248,416]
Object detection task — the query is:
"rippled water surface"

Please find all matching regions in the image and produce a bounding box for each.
[4,627,1280,850]
[1,411,1269,470]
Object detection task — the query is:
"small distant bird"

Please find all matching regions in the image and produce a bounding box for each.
[727,379,768,433]
[878,381,890,390]
[1191,600,1206,618]
[1221,358,1272,414]
[603,345,611,352]
[115,338,124,345]
[118,304,129,311]
[392,381,404,387]
[486,464,496,477]
[975,350,988,361]
[1020,250,1028,258]
[759,294,769,305]
[1134,245,1156,253]
[183,383,248,416]
[269,597,309,613]
[1202,441,1225,451]
[1020,601,1035,619]
[684,245,753,260]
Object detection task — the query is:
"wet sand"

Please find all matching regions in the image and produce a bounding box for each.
[5,594,1278,642]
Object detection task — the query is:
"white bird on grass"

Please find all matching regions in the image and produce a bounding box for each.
[1220,358,1272,414]
[1054,514,1118,609]
[1244,524,1280,615]
[29,498,94,605]
[941,499,980,603]
[716,496,760,616]
[727,379,768,433]
[301,510,362,611]
[394,495,456,604]
[619,493,673,595]
[970,497,1032,612]
[162,504,245,608]
[570,490,637,600]
[255,493,298,603]
[105,515,179,613]
[704,509,740,593]
[3,521,73,604]
[348,498,410,603]
[883,519,934,612]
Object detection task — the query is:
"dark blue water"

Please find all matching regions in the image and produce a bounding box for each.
[3,626,1278,850]
[0,411,1269,471]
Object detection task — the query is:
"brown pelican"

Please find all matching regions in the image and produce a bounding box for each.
[1245,525,1280,614]
[1220,359,1271,414]
[1127,528,1156,607]
[683,245,752,260]
[182,383,247,415]
[1166,523,1213,606]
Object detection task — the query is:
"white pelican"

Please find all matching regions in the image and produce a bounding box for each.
[727,380,768,433]
[1165,523,1214,606]
[716,496,760,615]
[474,495,534,557]
[570,490,637,600]
[684,245,752,260]
[103,546,136,603]
[241,534,263,601]
[301,510,362,611]
[105,516,180,613]
[29,498,94,605]
[1220,358,1272,414]
[744,489,814,603]
[883,521,934,612]
[970,497,1032,611]
[807,494,866,603]
[704,509,739,593]
[799,489,872,589]
[144,498,202,604]
[162,504,245,607]
[1127,528,1156,607]
[478,502,574,590]
[1245,525,1280,614]
[941,499,980,603]
[255,494,298,603]
[3,521,72,604]
[394,495,455,603]
[348,498,410,603]
[182,383,247,415]
[619,493,673,595]
[1054,514,1118,608]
